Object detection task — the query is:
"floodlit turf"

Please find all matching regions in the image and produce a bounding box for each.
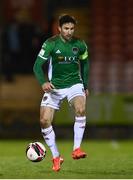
[0,139,133,179]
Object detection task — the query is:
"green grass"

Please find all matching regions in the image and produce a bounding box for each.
[0,140,133,179]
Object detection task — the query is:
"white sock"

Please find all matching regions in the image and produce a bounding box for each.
[41,126,59,158]
[73,116,86,150]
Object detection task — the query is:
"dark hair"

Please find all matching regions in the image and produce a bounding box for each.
[58,14,77,27]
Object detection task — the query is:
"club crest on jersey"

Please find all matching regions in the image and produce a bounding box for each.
[72,47,79,55]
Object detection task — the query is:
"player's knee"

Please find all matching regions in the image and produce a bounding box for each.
[40,117,50,128]
[75,106,85,116]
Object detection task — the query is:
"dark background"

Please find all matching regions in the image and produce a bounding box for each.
[0,0,133,139]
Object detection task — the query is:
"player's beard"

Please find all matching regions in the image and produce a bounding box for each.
[64,34,73,41]
[60,33,73,42]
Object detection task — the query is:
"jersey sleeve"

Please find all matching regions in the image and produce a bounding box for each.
[79,40,90,90]
[33,40,54,85]
[79,40,88,60]
[38,40,53,60]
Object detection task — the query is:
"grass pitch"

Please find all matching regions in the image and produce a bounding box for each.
[0,139,133,179]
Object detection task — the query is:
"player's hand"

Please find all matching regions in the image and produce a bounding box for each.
[85,89,89,97]
[42,82,55,92]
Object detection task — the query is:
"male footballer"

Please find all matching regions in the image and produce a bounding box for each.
[33,14,89,171]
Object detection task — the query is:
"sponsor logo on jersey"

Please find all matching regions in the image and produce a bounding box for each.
[72,47,79,55]
[58,56,64,61]
[58,56,77,64]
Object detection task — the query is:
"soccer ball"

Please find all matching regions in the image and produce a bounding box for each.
[26,142,46,162]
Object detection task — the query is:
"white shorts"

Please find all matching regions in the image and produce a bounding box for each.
[41,83,85,110]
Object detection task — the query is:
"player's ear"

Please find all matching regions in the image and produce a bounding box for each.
[58,26,61,33]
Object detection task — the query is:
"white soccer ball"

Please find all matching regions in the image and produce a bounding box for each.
[26,142,46,162]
